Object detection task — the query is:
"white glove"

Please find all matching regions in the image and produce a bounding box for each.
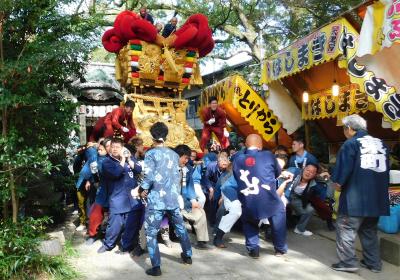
[89,162,98,174]
[194,183,206,208]
[207,118,216,125]
[223,128,229,138]
[122,127,129,133]
[178,195,184,210]
[131,187,140,199]
[136,128,142,135]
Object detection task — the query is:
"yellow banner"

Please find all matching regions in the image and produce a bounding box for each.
[302,84,374,120]
[339,16,400,130]
[261,18,346,83]
[201,75,281,142]
[262,15,400,130]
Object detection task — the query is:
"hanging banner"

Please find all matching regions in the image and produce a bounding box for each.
[302,84,374,120]
[261,18,346,83]
[261,15,400,131]
[357,0,400,57]
[201,75,281,142]
[338,14,400,130]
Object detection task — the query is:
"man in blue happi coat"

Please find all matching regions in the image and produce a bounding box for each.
[175,144,211,250]
[203,154,230,225]
[75,143,99,231]
[97,137,143,254]
[142,122,192,277]
[288,137,318,174]
[330,115,390,273]
[233,134,287,258]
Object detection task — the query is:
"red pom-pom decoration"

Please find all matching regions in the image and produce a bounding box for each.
[102,28,124,53]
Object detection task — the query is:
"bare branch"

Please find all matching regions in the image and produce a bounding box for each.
[74,0,86,14]
[213,1,233,33]
[208,50,253,61]
[221,24,245,40]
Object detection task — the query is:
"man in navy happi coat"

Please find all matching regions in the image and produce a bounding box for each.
[97,137,143,253]
[331,115,390,273]
[233,134,287,258]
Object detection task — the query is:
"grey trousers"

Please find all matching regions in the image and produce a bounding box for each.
[336,215,381,269]
[289,194,314,232]
[182,208,209,242]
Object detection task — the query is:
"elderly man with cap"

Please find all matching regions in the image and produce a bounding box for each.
[331,114,390,273]
[232,134,287,258]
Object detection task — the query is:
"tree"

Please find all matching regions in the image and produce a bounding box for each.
[99,0,363,62]
[0,0,103,223]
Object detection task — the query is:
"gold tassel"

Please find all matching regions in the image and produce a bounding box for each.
[163,45,179,73]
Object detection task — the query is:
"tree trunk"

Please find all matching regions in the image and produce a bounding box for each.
[0,11,4,68]
[89,0,96,14]
[2,201,9,219]
[10,172,18,223]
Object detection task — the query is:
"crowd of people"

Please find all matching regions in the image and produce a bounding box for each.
[72,95,390,276]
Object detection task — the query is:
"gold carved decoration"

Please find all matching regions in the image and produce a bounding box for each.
[116,41,202,93]
[127,93,201,151]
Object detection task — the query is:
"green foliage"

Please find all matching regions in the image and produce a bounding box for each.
[0,217,78,280]
[0,0,103,221]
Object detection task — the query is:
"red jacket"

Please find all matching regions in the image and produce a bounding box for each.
[104,107,136,133]
[201,106,226,128]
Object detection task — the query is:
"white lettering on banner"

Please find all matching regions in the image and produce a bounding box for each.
[358,136,387,173]
[239,170,260,196]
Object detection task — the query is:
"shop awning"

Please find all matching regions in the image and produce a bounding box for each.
[261,14,400,131]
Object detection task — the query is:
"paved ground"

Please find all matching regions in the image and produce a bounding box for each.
[70,216,400,280]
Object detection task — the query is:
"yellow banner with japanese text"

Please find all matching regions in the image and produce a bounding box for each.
[262,15,400,130]
[261,18,346,84]
[302,84,375,120]
[201,75,281,142]
[339,13,400,130]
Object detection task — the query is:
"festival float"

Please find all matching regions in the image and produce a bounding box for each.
[101,11,214,150]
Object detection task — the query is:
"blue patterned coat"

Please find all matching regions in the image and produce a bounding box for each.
[141,147,181,210]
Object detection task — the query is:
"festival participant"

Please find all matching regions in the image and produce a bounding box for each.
[189,150,202,167]
[203,154,230,225]
[199,96,229,151]
[285,163,334,236]
[104,100,136,142]
[233,134,287,258]
[89,100,136,143]
[139,7,154,24]
[288,137,318,173]
[86,139,111,245]
[213,173,242,248]
[141,122,193,277]
[75,142,99,231]
[162,17,178,38]
[175,144,211,250]
[331,115,389,273]
[97,138,143,253]
[155,22,163,34]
